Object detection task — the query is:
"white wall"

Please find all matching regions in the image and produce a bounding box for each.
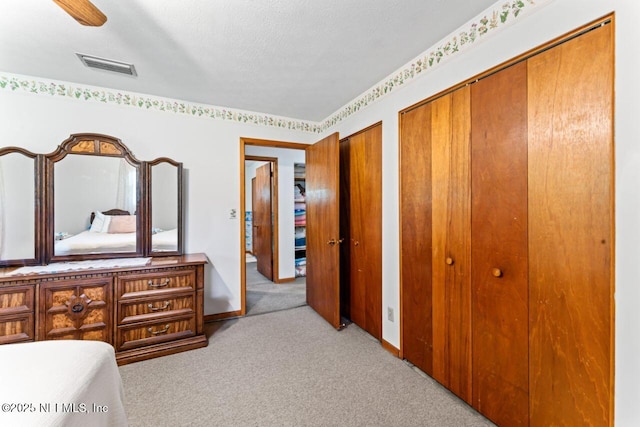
[318,1,639,424]
[151,162,179,231]
[245,146,305,280]
[54,155,123,234]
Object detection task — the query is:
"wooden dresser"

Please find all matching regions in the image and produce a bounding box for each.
[0,254,208,365]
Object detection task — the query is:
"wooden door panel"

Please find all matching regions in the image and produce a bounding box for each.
[306,133,341,329]
[341,125,382,340]
[431,87,472,402]
[251,177,256,253]
[528,24,613,427]
[255,162,273,280]
[471,61,529,426]
[361,126,382,340]
[400,104,433,375]
[339,139,353,320]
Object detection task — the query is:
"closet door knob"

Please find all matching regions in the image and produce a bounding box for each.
[445,257,454,265]
[492,268,503,278]
[354,240,360,246]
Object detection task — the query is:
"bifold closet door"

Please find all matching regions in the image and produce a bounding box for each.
[471,61,529,426]
[340,125,382,340]
[528,23,613,426]
[400,103,434,376]
[430,87,472,403]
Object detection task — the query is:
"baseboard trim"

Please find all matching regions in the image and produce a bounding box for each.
[275,276,296,283]
[204,310,243,322]
[381,339,400,358]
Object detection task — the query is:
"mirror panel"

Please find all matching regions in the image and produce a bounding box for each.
[0,152,37,262]
[54,155,139,256]
[150,161,181,254]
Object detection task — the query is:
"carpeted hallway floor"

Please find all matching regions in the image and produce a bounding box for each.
[245,261,306,316]
[119,306,494,427]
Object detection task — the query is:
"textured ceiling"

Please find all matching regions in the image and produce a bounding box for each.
[0,0,497,121]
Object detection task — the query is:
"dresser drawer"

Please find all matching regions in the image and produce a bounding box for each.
[117,270,196,299]
[116,315,196,351]
[40,277,113,344]
[0,285,34,316]
[118,293,194,324]
[0,313,34,344]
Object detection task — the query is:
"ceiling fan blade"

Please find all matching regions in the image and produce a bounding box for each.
[53,0,107,27]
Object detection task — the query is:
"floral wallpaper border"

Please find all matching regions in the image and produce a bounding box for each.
[0,0,545,134]
[320,0,547,130]
[0,75,322,133]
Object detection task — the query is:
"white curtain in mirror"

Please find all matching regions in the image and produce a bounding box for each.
[116,159,136,214]
[0,154,35,260]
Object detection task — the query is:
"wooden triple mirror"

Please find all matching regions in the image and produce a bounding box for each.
[0,133,183,267]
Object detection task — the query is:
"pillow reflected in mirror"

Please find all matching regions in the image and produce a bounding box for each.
[90,212,111,233]
[108,215,136,234]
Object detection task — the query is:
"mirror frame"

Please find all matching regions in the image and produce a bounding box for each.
[147,158,184,256]
[45,133,145,262]
[0,147,44,267]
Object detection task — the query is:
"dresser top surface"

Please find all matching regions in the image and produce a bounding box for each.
[0,253,208,284]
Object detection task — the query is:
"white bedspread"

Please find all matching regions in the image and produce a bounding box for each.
[152,228,178,251]
[55,230,137,255]
[54,229,178,255]
[0,340,128,427]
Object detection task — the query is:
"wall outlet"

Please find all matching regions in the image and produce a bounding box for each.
[387,307,394,322]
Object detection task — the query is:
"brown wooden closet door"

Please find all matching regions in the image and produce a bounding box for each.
[254,162,273,280]
[400,103,433,375]
[431,87,472,403]
[471,61,529,426]
[306,133,342,329]
[340,125,382,340]
[528,24,613,426]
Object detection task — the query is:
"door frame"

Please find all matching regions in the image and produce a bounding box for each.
[247,156,277,281]
[240,138,309,316]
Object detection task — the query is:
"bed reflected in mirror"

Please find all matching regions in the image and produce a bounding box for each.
[0,151,37,262]
[54,155,139,256]
[150,160,181,253]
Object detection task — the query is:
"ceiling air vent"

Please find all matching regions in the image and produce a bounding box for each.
[76,53,137,76]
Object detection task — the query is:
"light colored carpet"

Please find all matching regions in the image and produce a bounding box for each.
[119,306,494,427]
[245,262,306,316]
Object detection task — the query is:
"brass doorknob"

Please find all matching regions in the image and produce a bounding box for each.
[445,257,454,265]
[354,240,360,246]
[492,268,503,278]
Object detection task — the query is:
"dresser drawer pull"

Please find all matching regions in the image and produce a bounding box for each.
[147,301,171,312]
[147,324,170,335]
[71,303,85,313]
[147,278,170,288]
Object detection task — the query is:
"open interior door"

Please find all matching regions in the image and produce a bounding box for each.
[306,133,342,329]
[254,162,273,280]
